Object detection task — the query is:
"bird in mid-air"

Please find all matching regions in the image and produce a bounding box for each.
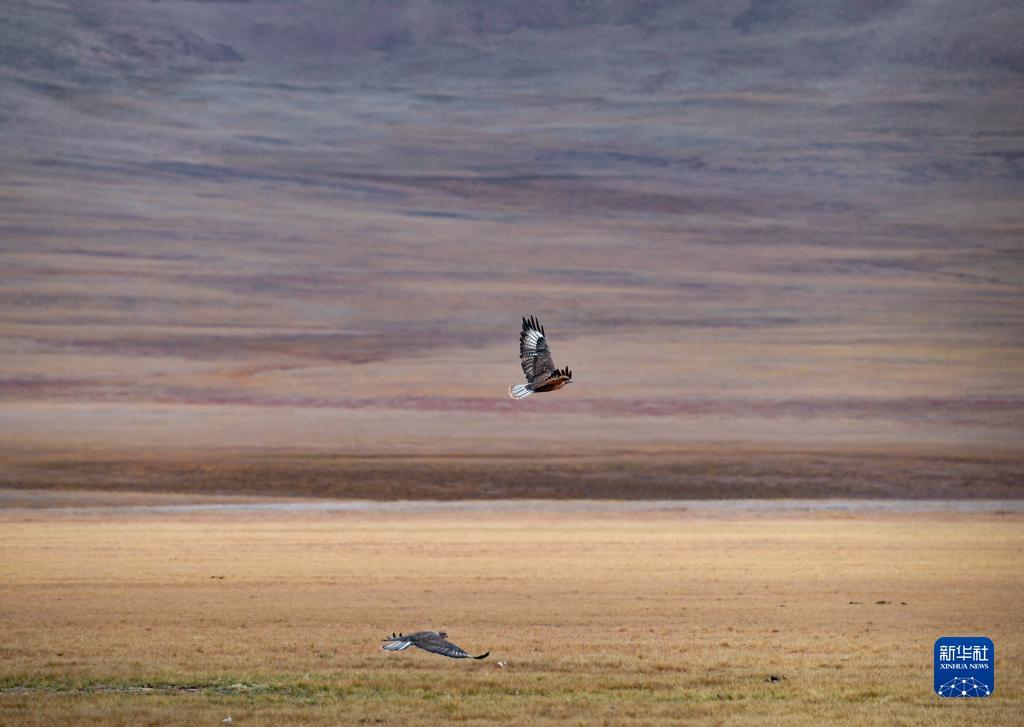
[508,315,573,400]
[381,631,490,659]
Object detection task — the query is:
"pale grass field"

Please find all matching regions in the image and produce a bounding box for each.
[1,504,1022,725]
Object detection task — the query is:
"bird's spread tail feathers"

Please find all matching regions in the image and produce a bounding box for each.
[382,640,413,651]
[508,384,533,400]
[382,633,413,651]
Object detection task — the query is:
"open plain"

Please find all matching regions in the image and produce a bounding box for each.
[2,496,1022,725]
[3,2,1023,724]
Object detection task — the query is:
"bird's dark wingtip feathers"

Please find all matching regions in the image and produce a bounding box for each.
[522,315,544,335]
[474,651,490,660]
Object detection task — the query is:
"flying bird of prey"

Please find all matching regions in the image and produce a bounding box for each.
[381,631,490,660]
[508,315,573,399]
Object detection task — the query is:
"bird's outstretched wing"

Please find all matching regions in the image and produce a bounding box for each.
[519,315,556,384]
[414,633,489,660]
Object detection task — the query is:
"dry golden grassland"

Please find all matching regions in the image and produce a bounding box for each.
[1,502,1022,725]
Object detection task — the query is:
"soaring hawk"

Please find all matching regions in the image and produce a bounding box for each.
[508,315,573,399]
[381,631,490,660]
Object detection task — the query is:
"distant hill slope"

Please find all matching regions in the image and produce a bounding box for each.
[1,0,1022,463]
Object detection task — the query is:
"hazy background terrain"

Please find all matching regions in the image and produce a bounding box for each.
[2,0,1022,496]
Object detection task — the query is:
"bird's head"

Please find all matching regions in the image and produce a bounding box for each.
[438,631,448,639]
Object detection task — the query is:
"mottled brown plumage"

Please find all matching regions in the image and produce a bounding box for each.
[508,315,573,399]
[381,631,489,659]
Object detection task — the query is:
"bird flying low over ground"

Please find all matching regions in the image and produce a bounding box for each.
[382,631,490,659]
[508,315,573,399]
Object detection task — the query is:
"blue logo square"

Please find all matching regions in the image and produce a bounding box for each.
[934,636,994,697]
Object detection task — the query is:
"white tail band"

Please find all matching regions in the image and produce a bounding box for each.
[508,384,533,400]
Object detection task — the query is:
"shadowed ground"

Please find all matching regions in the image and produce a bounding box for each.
[2,449,1022,500]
